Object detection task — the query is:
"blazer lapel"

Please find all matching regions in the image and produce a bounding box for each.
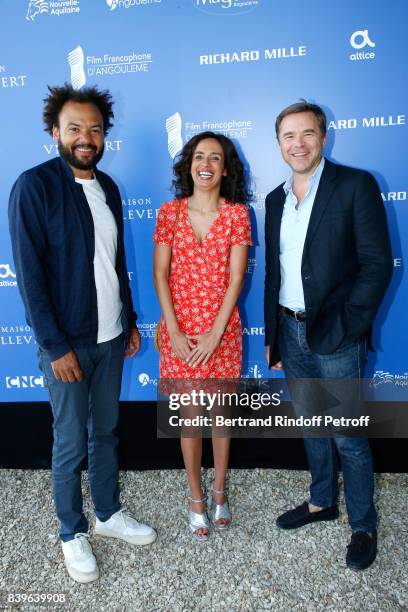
[302,159,338,261]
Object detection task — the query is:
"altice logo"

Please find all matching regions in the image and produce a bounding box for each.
[166,112,183,159]
[349,30,376,62]
[68,46,86,90]
[0,264,17,287]
[0,264,16,279]
[350,30,375,49]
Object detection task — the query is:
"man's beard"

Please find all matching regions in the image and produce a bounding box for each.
[58,139,104,171]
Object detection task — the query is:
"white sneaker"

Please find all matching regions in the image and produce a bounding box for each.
[95,509,157,546]
[61,533,99,583]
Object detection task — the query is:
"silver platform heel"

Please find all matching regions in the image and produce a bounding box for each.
[207,484,232,531]
[187,495,210,542]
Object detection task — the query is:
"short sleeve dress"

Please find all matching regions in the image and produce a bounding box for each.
[153,197,252,379]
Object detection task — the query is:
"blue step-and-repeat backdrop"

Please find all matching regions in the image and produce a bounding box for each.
[0,0,406,402]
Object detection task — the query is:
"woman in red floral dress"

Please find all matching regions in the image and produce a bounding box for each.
[153,131,252,541]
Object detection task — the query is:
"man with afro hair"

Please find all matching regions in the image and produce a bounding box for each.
[9,84,156,583]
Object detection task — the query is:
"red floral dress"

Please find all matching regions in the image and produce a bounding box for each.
[153,198,252,379]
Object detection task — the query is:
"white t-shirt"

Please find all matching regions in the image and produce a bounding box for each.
[75,176,123,343]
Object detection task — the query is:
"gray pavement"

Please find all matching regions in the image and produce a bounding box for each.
[0,468,407,611]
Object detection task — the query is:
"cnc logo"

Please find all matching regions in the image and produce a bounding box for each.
[0,264,17,287]
[194,0,260,16]
[26,0,80,20]
[6,375,44,389]
[138,372,157,386]
[349,30,376,61]
[68,46,86,90]
[166,112,183,159]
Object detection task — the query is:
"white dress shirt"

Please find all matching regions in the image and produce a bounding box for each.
[279,158,325,311]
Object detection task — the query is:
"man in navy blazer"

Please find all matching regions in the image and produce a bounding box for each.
[9,84,156,583]
[264,101,392,570]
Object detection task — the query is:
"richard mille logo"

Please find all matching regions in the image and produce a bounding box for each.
[200,46,306,65]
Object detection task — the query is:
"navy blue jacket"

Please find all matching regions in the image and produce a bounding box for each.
[8,156,137,361]
[264,159,393,366]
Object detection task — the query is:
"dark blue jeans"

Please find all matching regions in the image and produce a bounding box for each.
[279,312,377,533]
[38,334,124,542]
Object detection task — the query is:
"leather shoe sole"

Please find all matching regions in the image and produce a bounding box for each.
[276,501,339,530]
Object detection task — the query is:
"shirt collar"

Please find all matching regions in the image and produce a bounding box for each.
[283,157,325,195]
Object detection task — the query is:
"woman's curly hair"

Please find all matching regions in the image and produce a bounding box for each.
[43,83,114,136]
[172,131,251,204]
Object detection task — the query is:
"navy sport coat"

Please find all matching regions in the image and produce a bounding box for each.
[9,156,137,360]
[264,159,393,366]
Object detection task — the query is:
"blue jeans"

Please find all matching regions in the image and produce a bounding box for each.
[38,334,124,542]
[278,312,377,533]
